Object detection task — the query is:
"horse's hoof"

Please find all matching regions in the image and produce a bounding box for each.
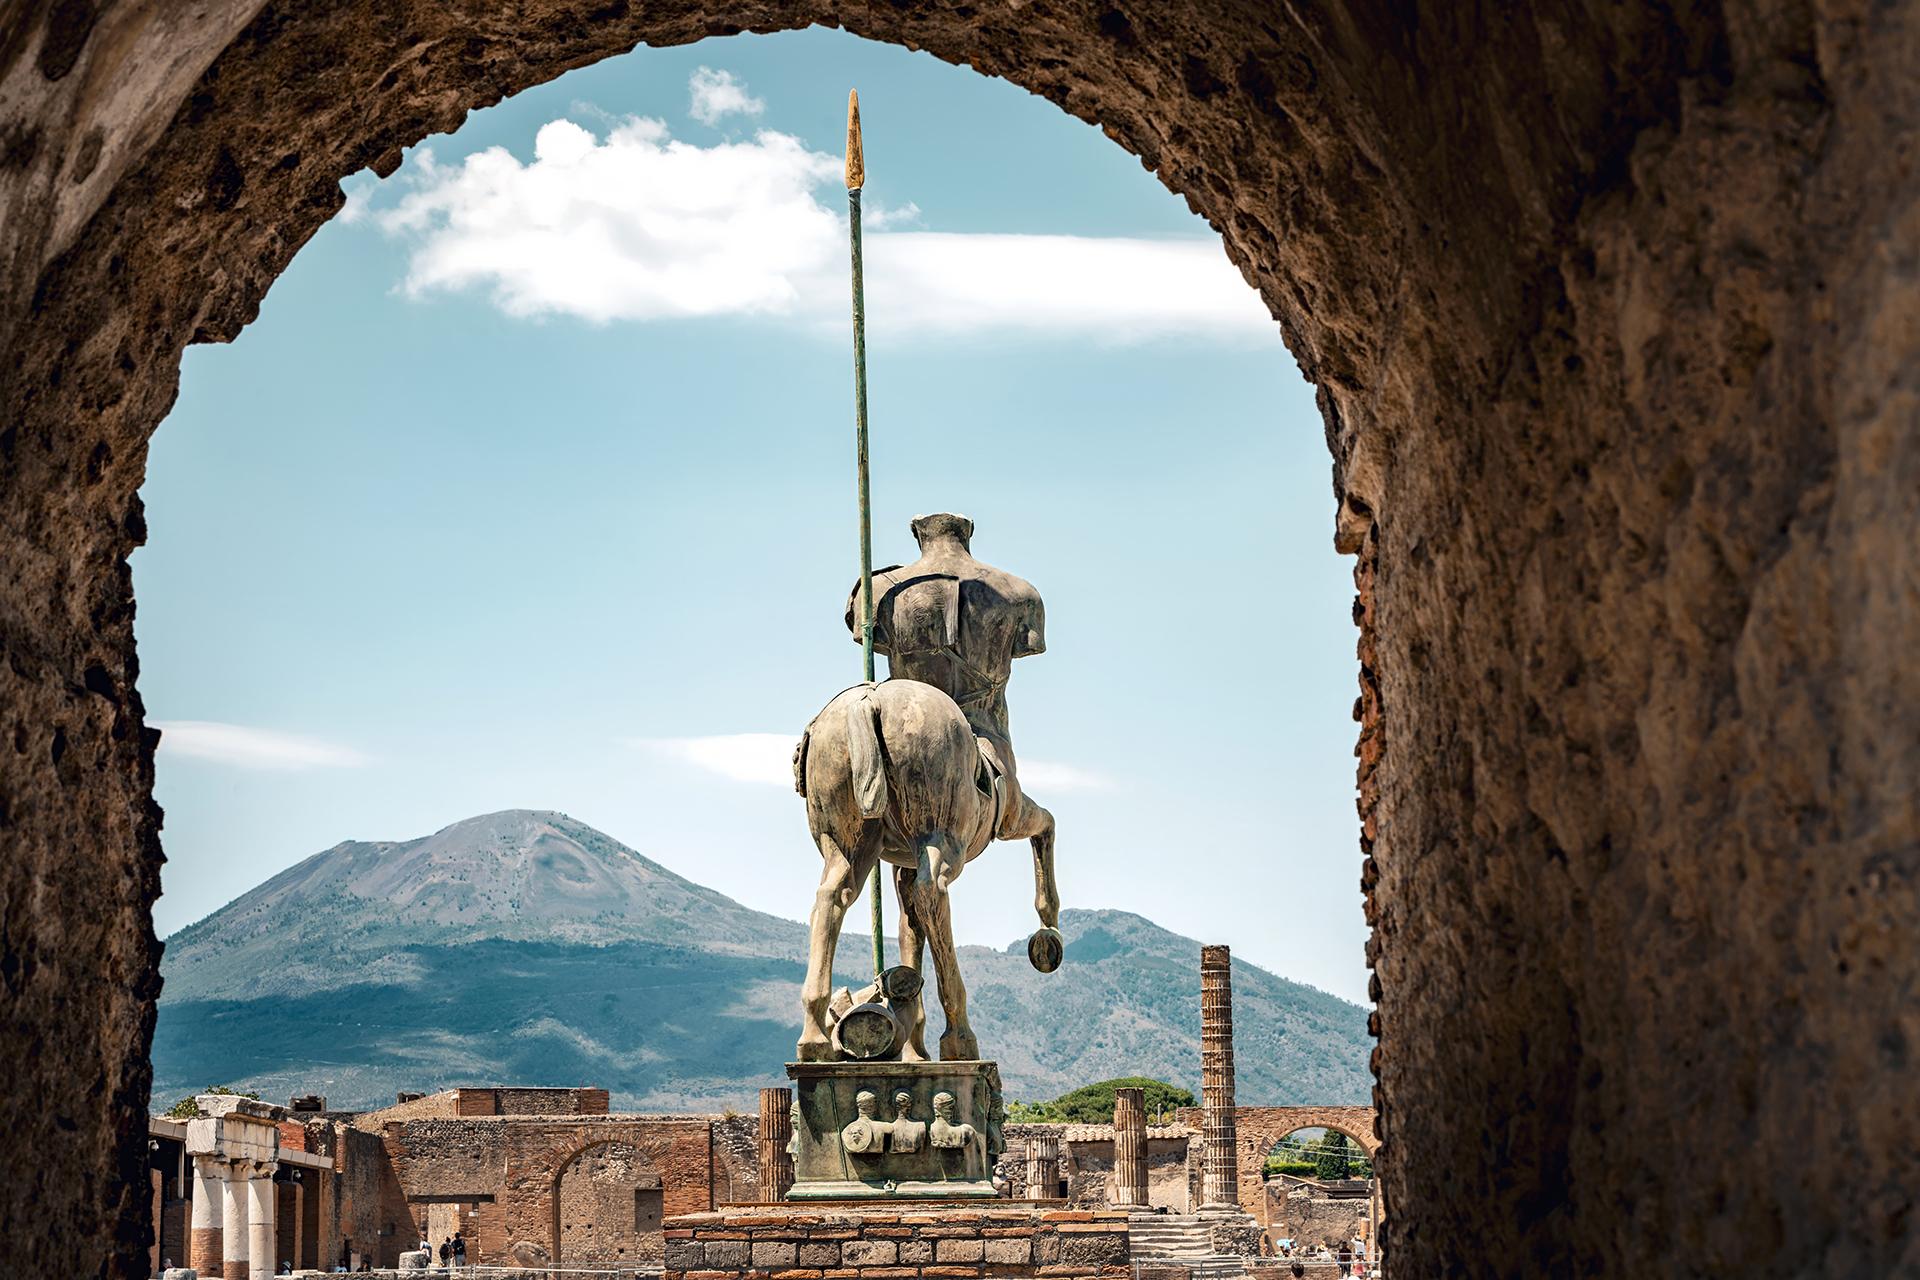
[1027,926,1064,973]
[796,1035,834,1062]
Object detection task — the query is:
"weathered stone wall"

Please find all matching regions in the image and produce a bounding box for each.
[999,1125,1189,1210]
[665,1204,1131,1280]
[0,1,1914,1276]
[1265,1184,1369,1254]
[377,1114,716,1266]
[709,1111,762,1206]
[332,1125,410,1269]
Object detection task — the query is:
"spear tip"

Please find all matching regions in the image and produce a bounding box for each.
[845,88,865,191]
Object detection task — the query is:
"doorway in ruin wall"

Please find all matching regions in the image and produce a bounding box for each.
[552,1142,664,1268]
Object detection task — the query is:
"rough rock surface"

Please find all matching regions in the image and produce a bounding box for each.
[0,2,1914,1278]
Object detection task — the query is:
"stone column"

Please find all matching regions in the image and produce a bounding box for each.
[758,1086,794,1202]
[1113,1087,1149,1207]
[1024,1130,1060,1200]
[190,1155,224,1277]
[220,1164,249,1280]
[245,1164,277,1280]
[1199,944,1239,1211]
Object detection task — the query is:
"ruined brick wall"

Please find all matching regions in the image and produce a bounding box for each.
[1265,1185,1370,1253]
[666,1205,1131,1280]
[333,1125,410,1268]
[997,1125,1058,1199]
[376,1115,717,1267]
[2,2,1916,1277]
[355,1093,466,1125]
[496,1087,610,1115]
[708,1112,760,1205]
[1001,1126,1190,1210]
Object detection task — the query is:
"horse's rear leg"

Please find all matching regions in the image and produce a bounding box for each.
[892,865,931,1061]
[799,829,870,1062]
[910,836,978,1061]
[996,793,1060,927]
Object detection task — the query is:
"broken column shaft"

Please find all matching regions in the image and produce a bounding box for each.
[189,1156,224,1277]
[245,1164,277,1280]
[759,1087,795,1202]
[220,1167,248,1280]
[1199,944,1239,1211]
[1024,1130,1060,1199]
[1113,1086,1148,1207]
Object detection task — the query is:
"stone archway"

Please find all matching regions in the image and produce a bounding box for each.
[549,1139,665,1268]
[1233,1106,1381,1210]
[3,4,1915,1278]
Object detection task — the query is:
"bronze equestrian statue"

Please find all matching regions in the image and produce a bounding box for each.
[793,514,1061,1062]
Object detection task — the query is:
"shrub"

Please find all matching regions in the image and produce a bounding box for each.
[163,1085,260,1120]
[1007,1077,1196,1125]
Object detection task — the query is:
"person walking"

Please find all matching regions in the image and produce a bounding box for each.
[438,1236,452,1268]
[452,1232,467,1271]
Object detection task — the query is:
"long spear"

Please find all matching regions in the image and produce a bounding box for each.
[846,89,885,980]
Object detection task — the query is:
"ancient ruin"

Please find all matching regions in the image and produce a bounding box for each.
[148,1087,757,1272]
[139,947,1372,1277]
[3,2,1915,1275]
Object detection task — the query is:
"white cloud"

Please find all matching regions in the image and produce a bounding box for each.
[688,67,766,126]
[628,733,797,787]
[153,721,370,771]
[627,732,1112,793]
[360,114,1274,343]
[1016,759,1117,792]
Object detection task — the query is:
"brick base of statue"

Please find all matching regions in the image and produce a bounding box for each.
[664,1204,1130,1280]
[786,1059,1004,1200]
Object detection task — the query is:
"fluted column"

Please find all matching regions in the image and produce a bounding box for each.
[246,1163,278,1280]
[190,1155,225,1277]
[1024,1130,1060,1200]
[1113,1087,1148,1207]
[220,1164,249,1280]
[1199,944,1239,1210]
[758,1087,794,1202]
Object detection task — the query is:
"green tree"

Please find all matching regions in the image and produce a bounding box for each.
[1313,1131,1352,1180]
[163,1085,259,1120]
[1005,1077,1196,1124]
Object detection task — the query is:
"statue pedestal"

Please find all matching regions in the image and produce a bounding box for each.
[786,1059,1003,1200]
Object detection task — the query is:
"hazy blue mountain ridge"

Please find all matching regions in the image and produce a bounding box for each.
[154,811,1370,1110]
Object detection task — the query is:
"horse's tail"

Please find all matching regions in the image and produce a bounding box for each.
[844,685,888,819]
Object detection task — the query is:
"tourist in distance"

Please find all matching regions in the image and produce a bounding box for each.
[452,1231,467,1269]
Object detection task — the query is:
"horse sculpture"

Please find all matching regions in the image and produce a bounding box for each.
[792,677,1061,1062]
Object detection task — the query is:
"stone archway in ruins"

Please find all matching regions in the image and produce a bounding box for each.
[1234,1106,1380,1220]
[3,3,1915,1278]
[547,1138,667,1268]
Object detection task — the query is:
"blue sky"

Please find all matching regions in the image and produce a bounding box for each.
[135,29,1369,1005]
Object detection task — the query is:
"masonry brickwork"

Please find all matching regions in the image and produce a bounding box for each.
[1171,1106,1379,1229]
[665,1204,1131,1280]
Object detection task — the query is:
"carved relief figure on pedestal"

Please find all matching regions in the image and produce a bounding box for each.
[888,1091,926,1153]
[840,1091,888,1155]
[929,1091,977,1150]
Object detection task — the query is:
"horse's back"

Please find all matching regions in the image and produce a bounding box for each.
[801,680,981,842]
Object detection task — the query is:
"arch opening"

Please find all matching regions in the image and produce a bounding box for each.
[1,3,1907,1279]
[551,1140,663,1267]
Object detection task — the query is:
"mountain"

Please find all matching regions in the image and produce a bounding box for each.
[152,810,1370,1110]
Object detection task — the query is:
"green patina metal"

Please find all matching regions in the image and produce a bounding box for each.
[846,92,884,980]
